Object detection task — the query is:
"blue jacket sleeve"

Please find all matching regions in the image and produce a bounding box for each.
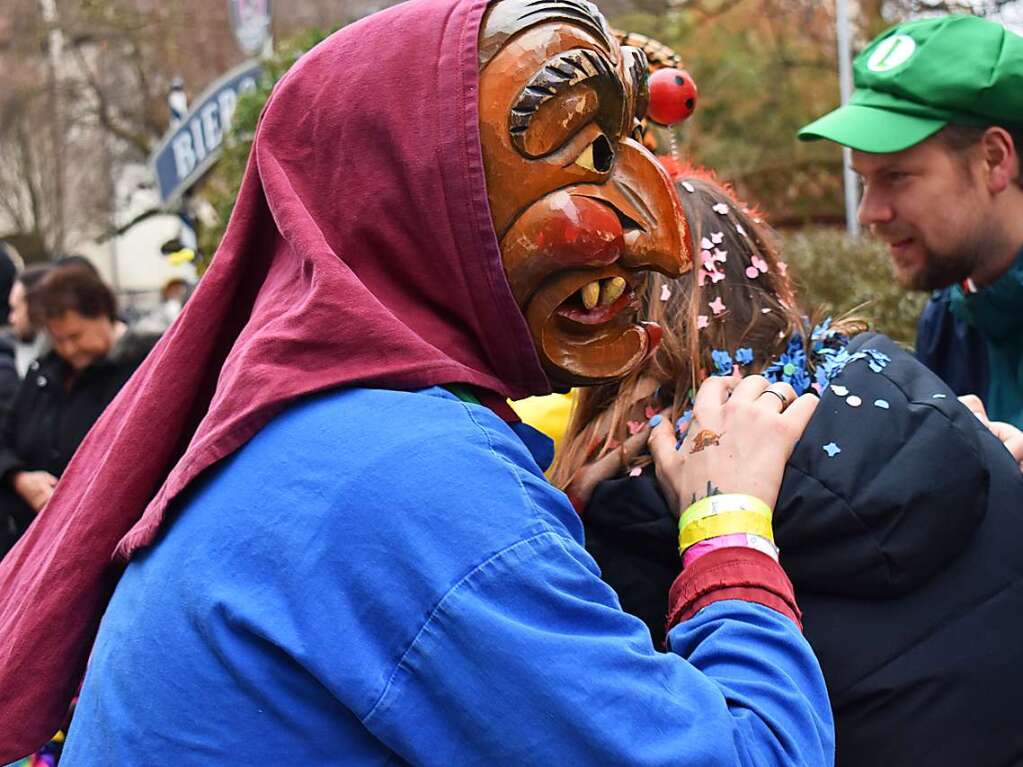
[361,529,834,767]
[915,293,988,398]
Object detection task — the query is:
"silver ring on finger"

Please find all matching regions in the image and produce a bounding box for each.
[758,388,789,410]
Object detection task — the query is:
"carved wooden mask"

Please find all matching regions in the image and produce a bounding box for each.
[479,0,692,387]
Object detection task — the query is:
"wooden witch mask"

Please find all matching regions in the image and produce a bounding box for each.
[479,0,692,387]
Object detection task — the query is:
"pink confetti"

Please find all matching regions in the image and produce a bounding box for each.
[629,466,643,477]
[745,266,760,279]
[709,269,725,284]
[711,232,725,244]
[714,249,728,263]
[627,420,644,435]
[778,261,788,275]
[709,296,727,315]
[752,256,769,273]
[660,284,671,301]
[697,315,709,329]
[700,237,714,250]
[701,250,715,266]
[698,270,707,287]
[713,203,730,215]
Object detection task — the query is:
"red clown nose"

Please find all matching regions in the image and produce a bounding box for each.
[647,68,698,126]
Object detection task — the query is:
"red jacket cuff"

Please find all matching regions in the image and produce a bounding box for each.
[666,547,802,631]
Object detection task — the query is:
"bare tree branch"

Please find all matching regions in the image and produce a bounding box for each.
[67,41,153,155]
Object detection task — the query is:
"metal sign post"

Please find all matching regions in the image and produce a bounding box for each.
[836,0,861,237]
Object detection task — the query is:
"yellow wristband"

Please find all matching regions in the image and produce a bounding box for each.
[680,494,772,529]
[679,511,775,551]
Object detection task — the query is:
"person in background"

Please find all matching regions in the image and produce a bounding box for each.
[554,168,1023,767]
[799,15,1023,428]
[0,265,158,556]
[8,264,52,378]
[133,277,193,335]
[0,245,22,411]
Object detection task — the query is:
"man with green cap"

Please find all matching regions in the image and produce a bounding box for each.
[800,14,1023,429]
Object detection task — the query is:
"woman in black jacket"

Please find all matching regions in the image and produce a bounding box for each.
[552,170,1023,766]
[0,265,158,555]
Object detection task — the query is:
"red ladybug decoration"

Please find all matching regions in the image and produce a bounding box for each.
[647,68,698,126]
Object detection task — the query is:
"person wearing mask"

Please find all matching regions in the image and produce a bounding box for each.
[0,2,832,763]
[0,265,157,555]
[798,15,1023,428]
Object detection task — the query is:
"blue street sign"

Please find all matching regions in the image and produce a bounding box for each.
[150,60,263,204]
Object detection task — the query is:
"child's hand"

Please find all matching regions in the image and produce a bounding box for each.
[648,374,818,515]
[564,425,651,514]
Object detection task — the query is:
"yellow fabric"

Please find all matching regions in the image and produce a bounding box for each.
[510,391,576,453]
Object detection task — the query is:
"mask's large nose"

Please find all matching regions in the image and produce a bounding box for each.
[573,138,691,278]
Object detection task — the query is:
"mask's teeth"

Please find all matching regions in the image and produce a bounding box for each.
[581,280,600,310]
[600,276,627,306]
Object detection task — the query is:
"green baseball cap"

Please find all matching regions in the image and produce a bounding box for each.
[799,15,1023,153]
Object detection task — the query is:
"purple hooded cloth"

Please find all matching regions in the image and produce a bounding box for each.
[0,0,550,757]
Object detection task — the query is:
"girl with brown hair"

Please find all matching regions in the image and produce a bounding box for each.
[551,166,861,500]
[553,166,1023,767]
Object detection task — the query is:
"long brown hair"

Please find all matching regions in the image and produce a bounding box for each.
[549,167,862,490]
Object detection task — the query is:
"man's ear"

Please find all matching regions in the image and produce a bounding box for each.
[982,127,1017,194]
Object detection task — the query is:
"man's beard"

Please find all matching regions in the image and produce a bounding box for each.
[903,244,978,292]
[885,222,990,292]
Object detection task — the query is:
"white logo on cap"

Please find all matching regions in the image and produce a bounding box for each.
[867,34,917,72]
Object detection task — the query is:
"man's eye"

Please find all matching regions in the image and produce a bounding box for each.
[575,133,615,173]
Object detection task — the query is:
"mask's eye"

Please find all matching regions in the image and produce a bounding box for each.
[575,133,615,173]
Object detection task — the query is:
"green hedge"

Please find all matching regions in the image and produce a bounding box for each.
[780,227,927,349]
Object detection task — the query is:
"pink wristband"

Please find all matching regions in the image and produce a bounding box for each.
[683,532,779,568]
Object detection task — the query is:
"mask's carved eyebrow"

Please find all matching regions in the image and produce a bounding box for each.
[479,0,616,69]
[508,48,623,157]
[517,0,613,50]
[622,46,649,121]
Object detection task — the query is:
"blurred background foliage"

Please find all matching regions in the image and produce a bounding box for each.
[197,5,926,344]
[781,228,927,346]
[5,0,1019,343]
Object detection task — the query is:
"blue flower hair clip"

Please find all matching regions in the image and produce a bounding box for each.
[711,349,734,376]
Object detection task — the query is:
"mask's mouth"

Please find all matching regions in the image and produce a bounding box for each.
[524,267,660,386]
[531,268,641,332]
[555,276,637,326]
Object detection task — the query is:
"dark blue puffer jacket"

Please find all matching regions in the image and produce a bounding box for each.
[585,333,1023,767]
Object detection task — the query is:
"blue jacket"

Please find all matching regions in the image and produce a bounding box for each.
[63,386,832,766]
[916,247,1023,428]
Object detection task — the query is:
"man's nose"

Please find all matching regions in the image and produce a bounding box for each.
[857,186,894,228]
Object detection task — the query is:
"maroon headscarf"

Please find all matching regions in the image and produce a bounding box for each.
[0,0,549,756]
